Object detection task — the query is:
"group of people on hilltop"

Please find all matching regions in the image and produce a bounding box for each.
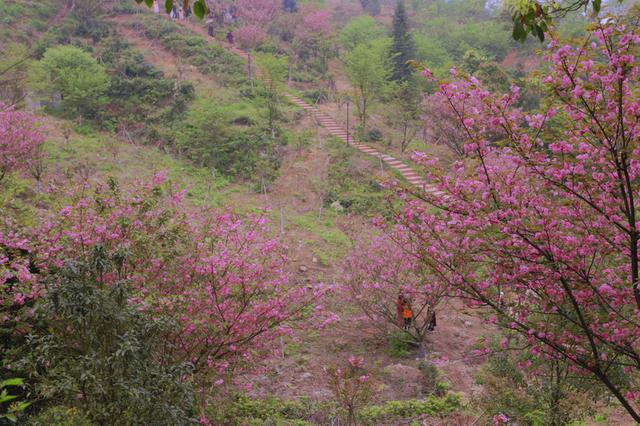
[396,294,437,332]
[151,0,190,20]
[204,3,240,44]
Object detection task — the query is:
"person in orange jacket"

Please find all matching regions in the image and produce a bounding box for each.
[402,301,413,330]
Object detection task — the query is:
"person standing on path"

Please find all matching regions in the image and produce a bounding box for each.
[427,310,437,331]
[402,301,413,330]
[226,31,234,45]
[206,17,215,37]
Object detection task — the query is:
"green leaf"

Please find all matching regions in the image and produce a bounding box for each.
[135,0,143,4]
[10,401,31,412]
[512,21,526,42]
[593,0,602,13]
[0,379,23,388]
[0,395,18,404]
[165,0,173,14]
[193,0,206,19]
[539,21,548,33]
[145,0,154,7]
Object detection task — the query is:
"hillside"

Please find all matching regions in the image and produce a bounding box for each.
[1,0,640,425]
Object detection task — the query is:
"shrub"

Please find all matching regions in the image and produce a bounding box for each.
[19,251,197,425]
[418,361,448,396]
[302,89,328,105]
[175,97,279,182]
[359,394,463,425]
[208,394,319,425]
[30,45,109,119]
[366,128,383,142]
[26,406,92,426]
[387,330,413,358]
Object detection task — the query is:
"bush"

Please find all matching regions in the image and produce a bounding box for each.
[208,394,319,425]
[324,138,389,216]
[31,45,109,119]
[19,250,197,425]
[366,128,383,142]
[302,89,328,105]
[175,98,279,183]
[26,406,92,426]
[387,330,413,358]
[418,361,448,396]
[359,394,463,425]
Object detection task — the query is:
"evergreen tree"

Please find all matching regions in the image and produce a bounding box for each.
[390,0,415,81]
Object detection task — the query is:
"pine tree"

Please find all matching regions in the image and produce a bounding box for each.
[390,0,415,81]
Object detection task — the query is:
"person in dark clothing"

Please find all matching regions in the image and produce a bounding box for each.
[206,18,214,37]
[226,31,234,45]
[427,310,437,331]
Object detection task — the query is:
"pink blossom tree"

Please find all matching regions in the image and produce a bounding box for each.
[393,16,640,421]
[343,229,446,342]
[0,103,45,183]
[38,174,323,387]
[301,10,331,36]
[325,355,374,426]
[422,91,479,158]
[235,25,267,49]
[236,0,279,26]
[234,0,279,49]
[292,9,334,73]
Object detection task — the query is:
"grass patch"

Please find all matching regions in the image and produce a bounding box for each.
[290,211,351,262]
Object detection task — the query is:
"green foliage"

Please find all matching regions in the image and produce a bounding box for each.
[502,0,619,42]
[359,394,463,425]
[31,45,109,119]
[343,41,391,130]
[413,34,453,78]
[0,378,30,423]
[138,0,208,19]
[254,53,288,134]
[474,338,604,425]
[208,394,318,425]
[325,138,388,216]
[19,250,197,425]
[391,0,416,81]
[0,43,30,106]
[97,35,195,138]
[26,406,92,426]
[339,15,385,51]
[366,128,383,142]
[72,0,111,41]
[419,1,515,64]
[175,97,279,183]
[387,330,413,358]
[417,361,449,397]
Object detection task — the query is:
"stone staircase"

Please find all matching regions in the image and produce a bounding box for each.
[214,41,443,194]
